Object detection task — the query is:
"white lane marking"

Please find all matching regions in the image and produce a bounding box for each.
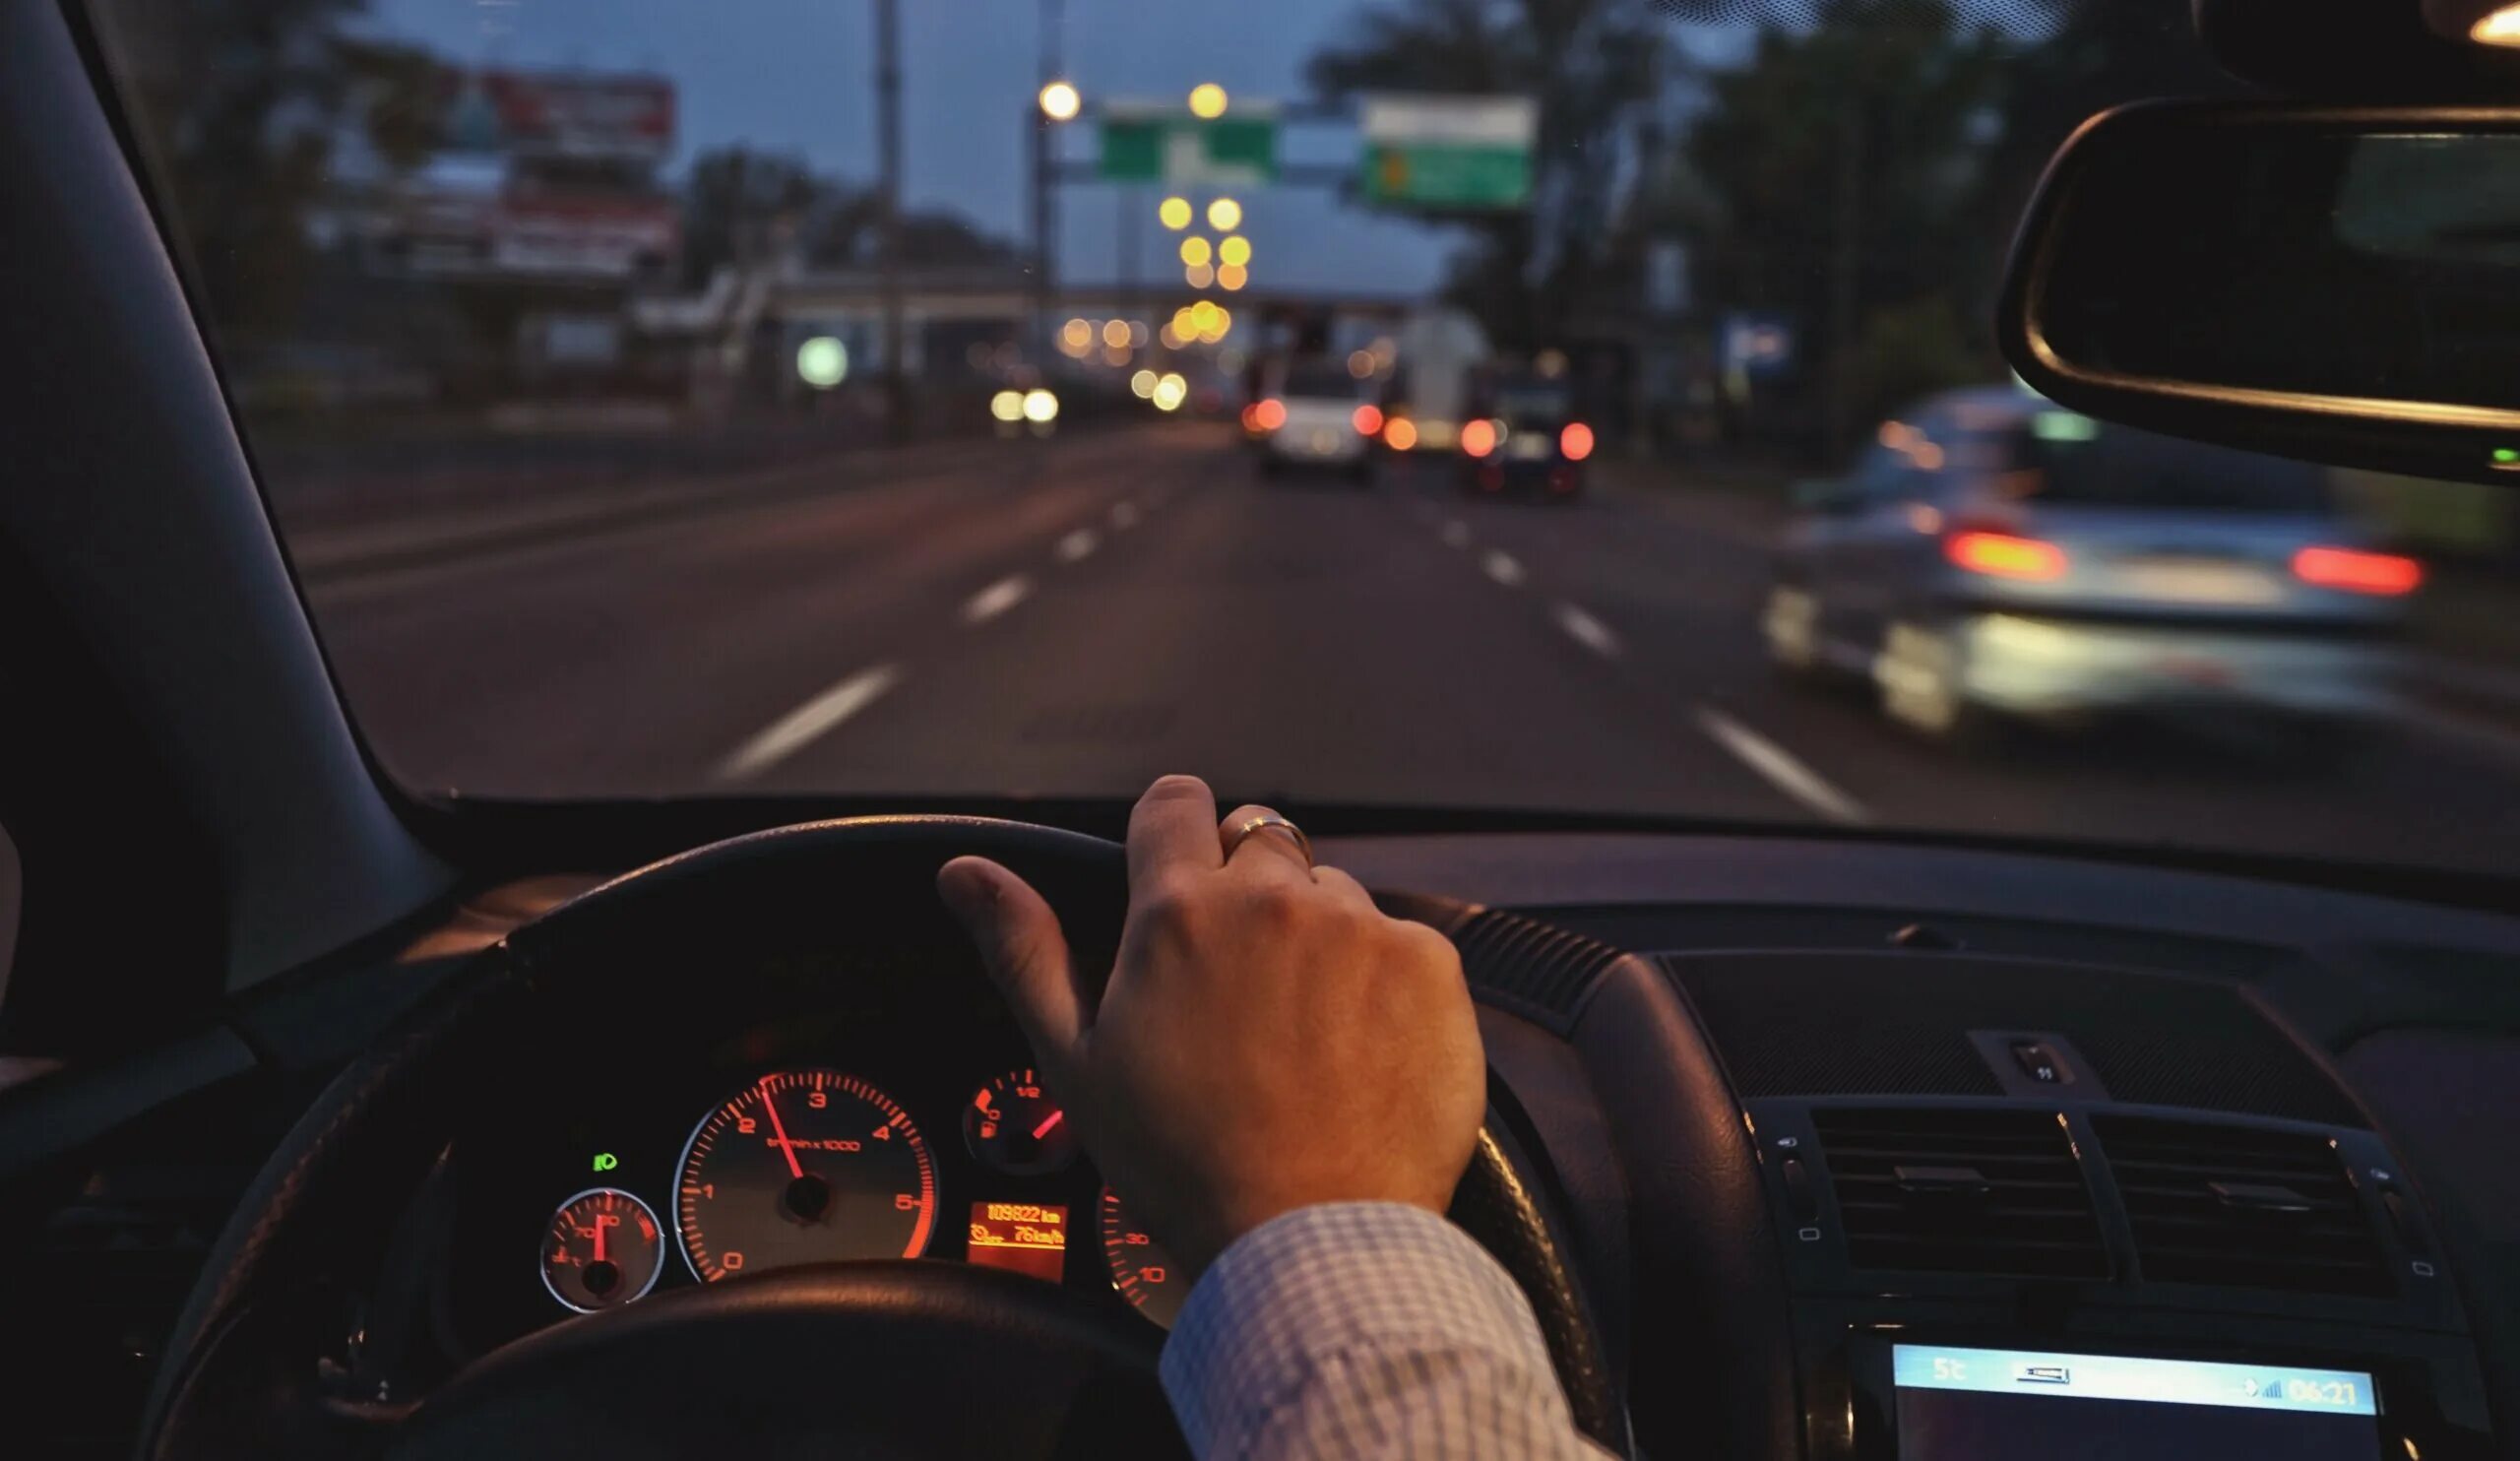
[962,573,1034,624]
[717,665,902,782]
[1055,528,1100,563]
[1552,603,1622,659]
[1694,705,1871,825]
[1110,501,1142,530]
[1480,549,1527,586]
[1440,520,1472,549]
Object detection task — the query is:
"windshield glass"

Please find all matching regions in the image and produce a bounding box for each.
[87,0,2520,880]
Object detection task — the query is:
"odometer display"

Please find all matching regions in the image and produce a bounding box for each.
[675,1069,936,1281]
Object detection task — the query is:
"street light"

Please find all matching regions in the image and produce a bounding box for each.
[1219,235,1251,268]
[1023,388,1061,422]
[1039,80,1082,121]
[1218,263,1248,291]
[1207,197,1242,231]
[1188,83,1228,119]
[1179,236,1213,268]
[1184,262,1216,289]
[1159,196,1193,230]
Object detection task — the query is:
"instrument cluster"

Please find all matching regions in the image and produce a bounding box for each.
[451,1040,1187,1355]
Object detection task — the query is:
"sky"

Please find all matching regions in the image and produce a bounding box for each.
[369,0,1507,295]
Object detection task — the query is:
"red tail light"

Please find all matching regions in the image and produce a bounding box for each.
[1461,418,1498,458]
[1354,404,1385,437]
[1559,422,1595,462]
[1238,404,1260,431]
[1253,399,1287,431]
[1946,530,2068,582]
[2293,545,2422,596]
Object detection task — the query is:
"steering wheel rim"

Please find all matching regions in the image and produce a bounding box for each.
[140,816,1626,1458]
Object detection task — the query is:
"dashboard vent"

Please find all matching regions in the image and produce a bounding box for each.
[2094,1116,2390,1297]
[1452,910,1624,1031]
[1811,1108,2108,1279]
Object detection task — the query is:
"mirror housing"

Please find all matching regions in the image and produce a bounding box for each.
[1998,100,2520,487]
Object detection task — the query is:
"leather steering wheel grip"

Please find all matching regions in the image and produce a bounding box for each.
[139,816,1627,1458]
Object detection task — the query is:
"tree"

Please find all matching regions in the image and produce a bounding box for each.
[1682,0,2010,445]
[680,148,1016,288]
[1307,0,1674,351]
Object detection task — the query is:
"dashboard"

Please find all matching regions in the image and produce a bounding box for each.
[444,1010,1185,1358]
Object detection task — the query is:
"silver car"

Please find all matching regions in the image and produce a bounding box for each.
[1765,386,2421,745]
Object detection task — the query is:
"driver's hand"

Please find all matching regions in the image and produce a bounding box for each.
[938,774,1485,1281]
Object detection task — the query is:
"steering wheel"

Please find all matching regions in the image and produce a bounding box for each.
[139,817,1626,1459]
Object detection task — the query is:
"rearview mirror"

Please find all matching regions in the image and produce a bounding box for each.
[1999,101,2520,486]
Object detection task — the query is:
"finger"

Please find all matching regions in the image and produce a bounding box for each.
[938,857,1087,1087]
[1127,774,1222,896]
[1310,864,1381,910]
[1220,803,1314,882]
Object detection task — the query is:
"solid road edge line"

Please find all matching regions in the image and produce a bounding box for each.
[1694,704,1871,825]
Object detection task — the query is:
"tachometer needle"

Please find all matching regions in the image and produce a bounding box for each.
[759,1079,804,1179]
[593,1212,612,1263]
[1031,1109,1066,1140]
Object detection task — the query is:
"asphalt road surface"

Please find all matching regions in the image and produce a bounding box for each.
[310,420,2520,879]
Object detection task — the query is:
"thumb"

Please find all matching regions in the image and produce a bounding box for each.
[937,857,1087,1082]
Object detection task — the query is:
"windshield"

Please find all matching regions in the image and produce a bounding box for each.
[87,0,2520,882]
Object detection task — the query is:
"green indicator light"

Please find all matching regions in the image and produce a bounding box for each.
[2493,448,2519,467]
[592,1152,619,1173]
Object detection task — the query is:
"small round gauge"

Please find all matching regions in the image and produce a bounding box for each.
[1100,1187,1187,1329]
[675,1069,936,1282]
[540,1187,664,1313]
[962,1067,1079,1176]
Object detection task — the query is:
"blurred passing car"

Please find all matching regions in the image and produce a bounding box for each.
[1249,359,1380,482]
[1764,386,2421,746]
[1459,373,1596,501]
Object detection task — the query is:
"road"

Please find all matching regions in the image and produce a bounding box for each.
[310,420,2520,878]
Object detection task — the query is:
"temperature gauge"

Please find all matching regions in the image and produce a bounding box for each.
[963,1067,1079,1176]
[541,1187,664,1313]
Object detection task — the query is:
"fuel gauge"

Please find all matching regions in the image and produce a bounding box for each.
[540,1187,664,1313]
[963,1067,1079,1175]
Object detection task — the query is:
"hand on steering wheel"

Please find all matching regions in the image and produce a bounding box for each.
[940,775,1486,1279]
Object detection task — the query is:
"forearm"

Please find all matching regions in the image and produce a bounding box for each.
[1161,1203,1616,1460]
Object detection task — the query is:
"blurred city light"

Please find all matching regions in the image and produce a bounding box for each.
[1154,372,1189,412]
[1354,404,1385,437]
[1207,198,1242,231]
[2474,3,2520,44]
[1102,319,1132,349]
[1179,236,1213,268]
[1560,422,1596,462]
[1159,196,1193,231]
[796,336,849,389]
[1188,83,1228,119]
[1185,263,1216,288]
[1461,418,1498,458]
[989,390,1026,422]
[1217,264,1248,291]
[1039,81,1082,121]
[1101,344,1132,366]
[1060,318,1095,356]
[1159,324,1186,349]
[1188,301,1222,336]
[1022,388,1060,423]
[1385,417,1420,451]
[1347,349,1376,379]
[1219,235,1251,269]
[1130,369,1159,399]
[1535,349,1570,379]
[1128,321,1150,347]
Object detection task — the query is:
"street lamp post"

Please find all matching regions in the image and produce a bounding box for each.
[1031,0,1065,376]
[875,0,907,444]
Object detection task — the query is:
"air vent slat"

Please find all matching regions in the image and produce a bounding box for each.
[2095,1116,2391,1298]
[1811,1109,2107,1280]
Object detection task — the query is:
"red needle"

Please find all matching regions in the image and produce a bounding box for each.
[1031,1109,1066,1140]
[759,1079,804,1179]
[593,1212,612,1263]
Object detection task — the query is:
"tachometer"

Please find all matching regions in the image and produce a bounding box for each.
[675,1069,936,1282]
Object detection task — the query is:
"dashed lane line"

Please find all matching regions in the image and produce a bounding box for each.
[1552,603,1622,659]
[962,573,1034,624]
[1694,705,1871,825]
[717,664,904,782]
[1055,528,1100,562]
[1480,549,1527,586]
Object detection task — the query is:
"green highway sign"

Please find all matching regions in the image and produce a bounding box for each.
[1358,95,1538,211]
[1099,107,1279,187]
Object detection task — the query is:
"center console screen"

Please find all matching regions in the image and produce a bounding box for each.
[1893,1344,2381,1461]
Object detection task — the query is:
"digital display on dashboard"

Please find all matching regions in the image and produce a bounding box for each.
[966,1201,1067,1282]
[1894,1345,2382,1460]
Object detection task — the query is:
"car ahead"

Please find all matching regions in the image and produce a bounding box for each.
[1458,374,1596,501]
[1250,360,1379,482]
[1764,386,2421,746]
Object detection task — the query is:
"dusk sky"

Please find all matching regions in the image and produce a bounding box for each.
[369,0,1530,294]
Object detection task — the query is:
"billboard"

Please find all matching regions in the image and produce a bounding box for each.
[440,68,676,161]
